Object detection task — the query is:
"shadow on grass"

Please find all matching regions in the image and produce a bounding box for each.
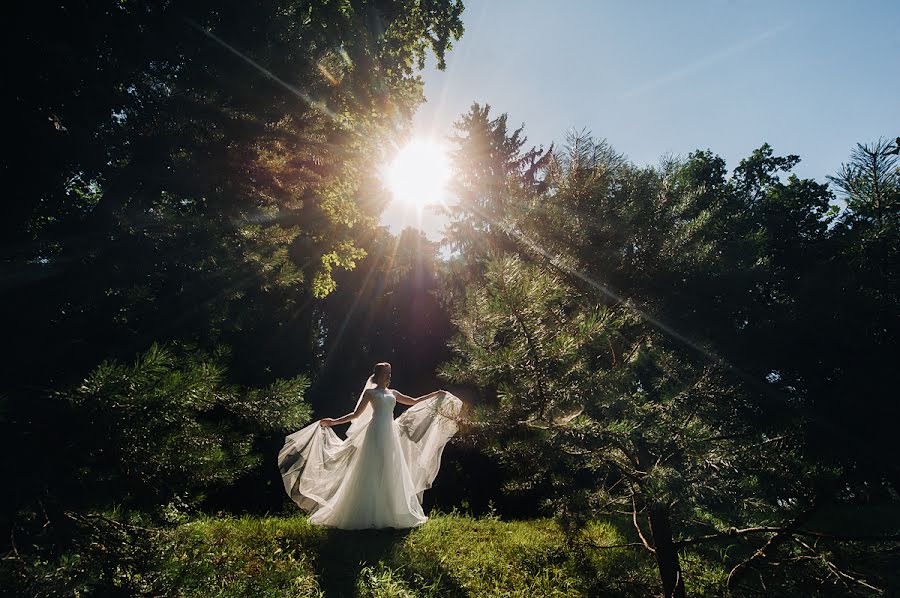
[312,528,408,597]
[309,526,469,597]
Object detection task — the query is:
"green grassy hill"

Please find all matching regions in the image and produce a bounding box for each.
[10,509,898,595]
[86,512,724,597]
[147,513,649,596]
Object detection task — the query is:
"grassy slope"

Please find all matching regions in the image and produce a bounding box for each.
[140,512,725,597]
[14,507,892,596]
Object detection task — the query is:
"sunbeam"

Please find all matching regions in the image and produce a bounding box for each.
[323,232,403,366]
[186,18,341,125]
[456,198,782,399]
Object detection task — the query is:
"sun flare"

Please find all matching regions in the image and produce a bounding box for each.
[385,139,451,207]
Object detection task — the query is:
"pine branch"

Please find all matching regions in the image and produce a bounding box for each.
[678,527,900,547]
[632,494,656,553]
[793,537,885,595]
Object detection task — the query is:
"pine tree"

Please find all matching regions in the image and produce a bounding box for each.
[443,119,900,595]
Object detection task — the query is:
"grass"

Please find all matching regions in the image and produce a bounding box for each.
[6,511,750,596]
[138,511,668,597]
[7,506,898,595]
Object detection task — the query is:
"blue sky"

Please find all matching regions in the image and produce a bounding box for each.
[382,0,900,238]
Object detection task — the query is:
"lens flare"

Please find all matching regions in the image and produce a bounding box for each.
[385,140,451,207]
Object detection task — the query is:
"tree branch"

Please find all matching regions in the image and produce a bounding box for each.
[793,537,885,595]
[632,494,656,553]
[726,528,789,591]
[677,527,900,547]
[586,540,648,550]
[64,511,161,534]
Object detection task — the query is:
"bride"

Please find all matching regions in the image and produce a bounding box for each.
[278,362,463,529]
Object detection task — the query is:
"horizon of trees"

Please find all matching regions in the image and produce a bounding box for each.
[440,103,898,596]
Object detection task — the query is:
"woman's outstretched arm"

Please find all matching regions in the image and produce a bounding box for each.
[320,393,372,427]
[392,389,446,406]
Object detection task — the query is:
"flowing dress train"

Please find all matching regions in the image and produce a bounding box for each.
[278,389,463,529]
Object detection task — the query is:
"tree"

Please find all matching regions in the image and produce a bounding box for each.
[1,0,466,580]
[828,137,900,226]
[443,118,900,595]
[444,103,550,259]
[2,0,464,391]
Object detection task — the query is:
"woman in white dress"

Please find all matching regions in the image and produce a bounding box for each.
[278,362,463,529]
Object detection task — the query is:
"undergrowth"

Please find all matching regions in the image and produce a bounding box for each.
[3,511,735,596]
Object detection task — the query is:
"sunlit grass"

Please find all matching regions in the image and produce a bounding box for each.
[149,512,665,596]
[22,512,734,596]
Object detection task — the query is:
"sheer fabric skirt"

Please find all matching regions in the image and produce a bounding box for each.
[278,393,463,530]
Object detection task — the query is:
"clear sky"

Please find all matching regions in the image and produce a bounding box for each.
[382,0,900,238]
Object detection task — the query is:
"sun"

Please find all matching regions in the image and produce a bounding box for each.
[385,139,451,207]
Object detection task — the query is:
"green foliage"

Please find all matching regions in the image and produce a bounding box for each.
[3,2,897,595]
[8,511,896,596]
[2,513,668,597]
[828,137,900,226]
[442,110,900,595]
[3,0,466,407]
[446,103,551,258]
[56,344,312,510]
[1,0,466,570]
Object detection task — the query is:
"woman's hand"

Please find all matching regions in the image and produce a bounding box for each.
[319,418,335,427]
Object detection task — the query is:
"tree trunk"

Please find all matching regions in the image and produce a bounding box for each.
[648,503,686,598]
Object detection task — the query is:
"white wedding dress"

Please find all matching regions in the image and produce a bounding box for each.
[278,387,463,529]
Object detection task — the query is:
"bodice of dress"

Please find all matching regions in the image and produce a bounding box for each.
[370,388,396,418]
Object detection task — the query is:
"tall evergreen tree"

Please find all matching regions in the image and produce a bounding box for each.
[445,102,550,259]
[442,113,900,595]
